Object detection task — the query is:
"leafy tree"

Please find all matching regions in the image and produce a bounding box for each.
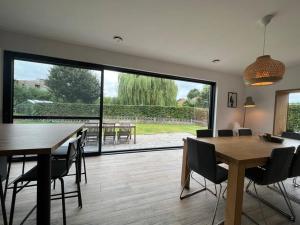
[117,74,178,106]
[103,96,119,105]
[46,66,100,103]
[14,81,52,107]
[184,86,210,108]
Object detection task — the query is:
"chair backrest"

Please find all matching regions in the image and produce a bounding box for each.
[80,128,88,147]
[238,129,252,136]
[289,146,300,178]
[187,138,217,183]
[262,147,295,184]
[119,123,131,132]
[196,129,213,138]
[282,132,300,140]
[104,123,115,133]
[0,156,7,182]
[65,135,82,173]
[218,129,233,137]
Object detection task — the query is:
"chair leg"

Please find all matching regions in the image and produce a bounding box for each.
[278,182,295,221]
[9,183,18,225]
[293,177,300,188]
[76,174,82,208]
[180,171,206,200]
[190,172,217,196]
[82,151,88,183]
[0,181,8,225]
[246,182,295,221]
[59,178,67,225]
[253,183,268,225]
[4,157,12,199]
[211,184,222,225]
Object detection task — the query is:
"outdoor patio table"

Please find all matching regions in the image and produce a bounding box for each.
[0,124,84,225]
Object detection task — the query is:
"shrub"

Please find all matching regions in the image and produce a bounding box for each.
[15,102,208,121]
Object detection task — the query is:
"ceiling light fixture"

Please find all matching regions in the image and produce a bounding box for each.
[244,14,285,86]
[113,35,123,43]
[212,59,221,63]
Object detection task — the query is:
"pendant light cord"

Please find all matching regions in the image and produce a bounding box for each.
[263,24,266,55]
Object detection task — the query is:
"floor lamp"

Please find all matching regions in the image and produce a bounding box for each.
[243,96,256,127]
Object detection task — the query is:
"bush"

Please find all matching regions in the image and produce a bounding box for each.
[14,102,208,121]
[287,104,300,132]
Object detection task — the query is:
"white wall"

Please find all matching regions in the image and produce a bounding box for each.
[245,64,300,134]
[0,30,245,131]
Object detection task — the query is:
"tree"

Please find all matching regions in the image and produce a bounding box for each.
[14,81,53,107]
[46,66,100,103]
[184,86,210,108]
[117,74,178,106]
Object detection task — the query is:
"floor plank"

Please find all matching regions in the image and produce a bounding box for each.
[2,150,300,225]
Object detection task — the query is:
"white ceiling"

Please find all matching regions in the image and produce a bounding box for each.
[0,0,299,75]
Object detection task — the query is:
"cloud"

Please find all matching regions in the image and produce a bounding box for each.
[14,60,51,80]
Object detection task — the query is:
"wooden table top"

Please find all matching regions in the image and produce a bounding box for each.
[193,136,300,167]
[0,124,84,156]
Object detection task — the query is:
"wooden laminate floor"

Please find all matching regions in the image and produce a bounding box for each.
[2,150,300,225]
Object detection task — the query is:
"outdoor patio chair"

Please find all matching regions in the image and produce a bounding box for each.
[117,123,131,143]
[103,123,116,144]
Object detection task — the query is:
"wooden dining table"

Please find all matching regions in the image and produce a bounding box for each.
[181,136,300,225]
[0,124,84,225]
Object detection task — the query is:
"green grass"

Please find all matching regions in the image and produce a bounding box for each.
[14,119,204,135]
[135,123,204,135]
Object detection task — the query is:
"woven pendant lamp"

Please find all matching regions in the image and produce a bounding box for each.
[244,14,285,86]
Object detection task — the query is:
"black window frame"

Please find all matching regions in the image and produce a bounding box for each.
[3,50,216,155]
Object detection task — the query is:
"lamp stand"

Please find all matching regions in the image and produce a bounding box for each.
[243,107,247,128]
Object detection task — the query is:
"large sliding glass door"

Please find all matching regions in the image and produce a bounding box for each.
[102,69,214,152]
[3,51,215,155]
[10,57,103,154]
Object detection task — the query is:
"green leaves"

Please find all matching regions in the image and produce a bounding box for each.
[45,66,101,104]
[117,74,178,106]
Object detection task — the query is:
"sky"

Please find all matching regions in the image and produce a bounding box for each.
[14,60,206,100]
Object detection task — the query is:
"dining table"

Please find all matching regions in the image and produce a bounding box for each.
[0,123,84,225]
[181,135,300,225]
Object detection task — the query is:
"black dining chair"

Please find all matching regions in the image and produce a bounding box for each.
[9,136,83,225]
[282,131,300,140]
[196,129,213,138]
[218,129,233,137]
[289,146,300,188]
[180,138,228,224]
[245,147,296,222]
[0,157,8,225]
[238,128,252,136]
[53,128,88,183]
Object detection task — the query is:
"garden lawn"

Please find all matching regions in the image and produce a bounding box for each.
[136,123,205,135]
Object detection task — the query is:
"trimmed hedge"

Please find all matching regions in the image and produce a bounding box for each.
[15,102,208,121]
[287,104,300,132]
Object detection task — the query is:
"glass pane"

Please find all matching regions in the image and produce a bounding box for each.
[102,70,211,152]
[13,60,102,153]
[287,93,300,132]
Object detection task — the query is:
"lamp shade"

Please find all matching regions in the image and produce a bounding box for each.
[244,96,255,108]
[244,55,285,86]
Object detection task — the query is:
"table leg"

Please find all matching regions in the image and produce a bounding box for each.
[224,162,245,225]
[134,127,136,144]
[37,154,51,225]
[181,139,190,189]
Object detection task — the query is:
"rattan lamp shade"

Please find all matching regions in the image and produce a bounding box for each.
[244,55,285,86]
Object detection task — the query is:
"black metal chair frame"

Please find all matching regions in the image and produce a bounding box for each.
[9,136,83,225]
[0,174,8,225]
[180,138,228,225]
[245,147,296,222]
[53,128,88,184]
